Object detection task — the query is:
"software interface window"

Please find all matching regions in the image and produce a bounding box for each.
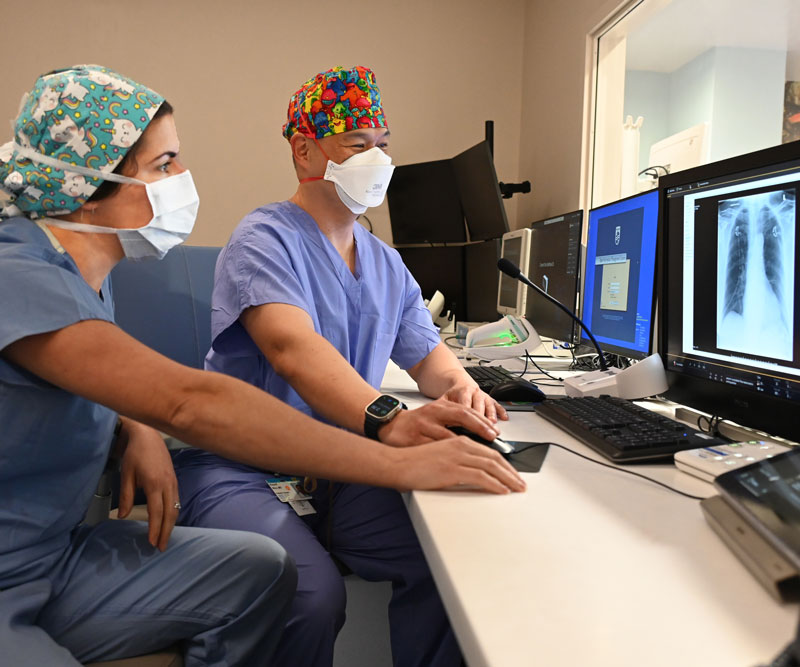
[582,189,659,357]
[670,166,800,388]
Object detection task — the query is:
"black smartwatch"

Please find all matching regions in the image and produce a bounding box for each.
[364,394,406,440]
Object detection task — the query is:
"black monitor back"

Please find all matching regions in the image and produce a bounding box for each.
[452,141,509,242]
[387,159,466,244]
[397,246,466,322]
[464,240,501,321]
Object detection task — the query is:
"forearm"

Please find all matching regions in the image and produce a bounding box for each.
[161,369,400,484]
[409,342,476,398]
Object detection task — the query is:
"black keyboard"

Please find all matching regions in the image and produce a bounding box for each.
[464,365,517,392]
[535,395,728,463]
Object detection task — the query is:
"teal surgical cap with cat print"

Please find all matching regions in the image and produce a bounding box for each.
[0,64,164,219]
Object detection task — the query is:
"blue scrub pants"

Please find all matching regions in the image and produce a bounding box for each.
[174,451,463,667]
[0,520,296,666]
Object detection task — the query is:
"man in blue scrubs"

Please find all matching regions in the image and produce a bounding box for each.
[174,66,507,666]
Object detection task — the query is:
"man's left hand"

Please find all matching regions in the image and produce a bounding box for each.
[441,382,508,423]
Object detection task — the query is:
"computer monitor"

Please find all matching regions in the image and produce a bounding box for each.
[581,189,659,359]
[660,140,800,442]
[524,210,583,343]
[464,239,502,321]
[452,141,510,242]
[396,245,466,322]
[387,159,466,244]
[496,228,532,316]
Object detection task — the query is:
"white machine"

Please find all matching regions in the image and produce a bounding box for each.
[675,441,790,483]
[464,315,542,360]
[562,352,668,400]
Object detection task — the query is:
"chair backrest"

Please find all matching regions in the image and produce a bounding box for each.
[110,246,221,369]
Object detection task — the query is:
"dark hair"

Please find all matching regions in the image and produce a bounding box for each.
[87,100,174,202]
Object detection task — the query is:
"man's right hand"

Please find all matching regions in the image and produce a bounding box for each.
[377,397,501,447]
[389,435,527,494]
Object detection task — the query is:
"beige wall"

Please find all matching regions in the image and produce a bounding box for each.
[517,0,623,227]
[0,0,525,247]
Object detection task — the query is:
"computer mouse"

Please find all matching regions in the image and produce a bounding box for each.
[489,378,546,403]
[448,426,514,456]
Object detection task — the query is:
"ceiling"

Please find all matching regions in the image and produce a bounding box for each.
[624,0,800,74]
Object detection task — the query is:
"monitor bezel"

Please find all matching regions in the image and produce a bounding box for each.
[496,228,532,317]
[659,139,800,443]
[581,189,660,360]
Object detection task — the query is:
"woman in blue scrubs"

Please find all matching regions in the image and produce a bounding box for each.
[0,66,524,666]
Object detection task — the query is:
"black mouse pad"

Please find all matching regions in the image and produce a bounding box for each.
[495,400,538,412]
[507,443,549,473]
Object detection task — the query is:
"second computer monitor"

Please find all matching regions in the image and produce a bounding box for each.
[581,189,659,359]
[496,228,532,316]
[524,210,583,343]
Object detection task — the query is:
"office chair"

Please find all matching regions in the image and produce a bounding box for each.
[110,245,220,370]
[86,245,391,666]
[82,246,220,667]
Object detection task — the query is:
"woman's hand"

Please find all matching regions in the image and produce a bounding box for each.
[389,436,527,494]
[116,417,180,551]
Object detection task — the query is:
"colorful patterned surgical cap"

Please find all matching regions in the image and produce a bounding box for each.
[282,66,388,140]
[0,64,164,219]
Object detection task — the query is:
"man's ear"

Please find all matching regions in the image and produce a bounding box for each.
[290,133,312,166]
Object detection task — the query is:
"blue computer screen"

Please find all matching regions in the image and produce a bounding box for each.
[582,189,659,358]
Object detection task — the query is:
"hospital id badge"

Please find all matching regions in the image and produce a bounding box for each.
[266,477,316,515]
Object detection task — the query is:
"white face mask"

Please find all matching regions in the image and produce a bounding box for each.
[322,146,395,215]
[13,143,199,261]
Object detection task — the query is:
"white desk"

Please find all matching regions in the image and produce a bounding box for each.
[381,362,798,667]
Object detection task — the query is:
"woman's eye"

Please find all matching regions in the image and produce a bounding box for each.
[158,162,171,173]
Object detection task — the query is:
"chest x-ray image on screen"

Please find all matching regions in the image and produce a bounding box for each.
[717,189,796,361]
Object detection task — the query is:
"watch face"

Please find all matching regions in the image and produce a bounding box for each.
[367,395,401,419]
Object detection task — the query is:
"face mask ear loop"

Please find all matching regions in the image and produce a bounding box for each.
[299,136,333,184]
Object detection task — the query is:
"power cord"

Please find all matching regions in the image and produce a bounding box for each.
[444,335,463,349]
[523,351,563,383]
[696,413,723,436]
[359,214,374,233]
[518,442,706,501]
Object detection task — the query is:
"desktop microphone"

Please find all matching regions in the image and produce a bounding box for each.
[497,258,608,371]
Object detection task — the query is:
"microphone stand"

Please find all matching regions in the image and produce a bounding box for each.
[496,259,669,399]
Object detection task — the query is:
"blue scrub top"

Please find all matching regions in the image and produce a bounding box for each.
[0,217,116,589]
[205,201,440,419]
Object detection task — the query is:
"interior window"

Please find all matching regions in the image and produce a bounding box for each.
[589,0,800,208]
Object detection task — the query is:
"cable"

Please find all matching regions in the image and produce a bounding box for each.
[519,442,706,501]
[359,214,374,233]
[638,165,669,178]
[444,335,463,349]
[523,352,563,383]
[696,413,723,436]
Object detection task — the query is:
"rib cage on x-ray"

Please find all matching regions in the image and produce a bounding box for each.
[717,189,795,361]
